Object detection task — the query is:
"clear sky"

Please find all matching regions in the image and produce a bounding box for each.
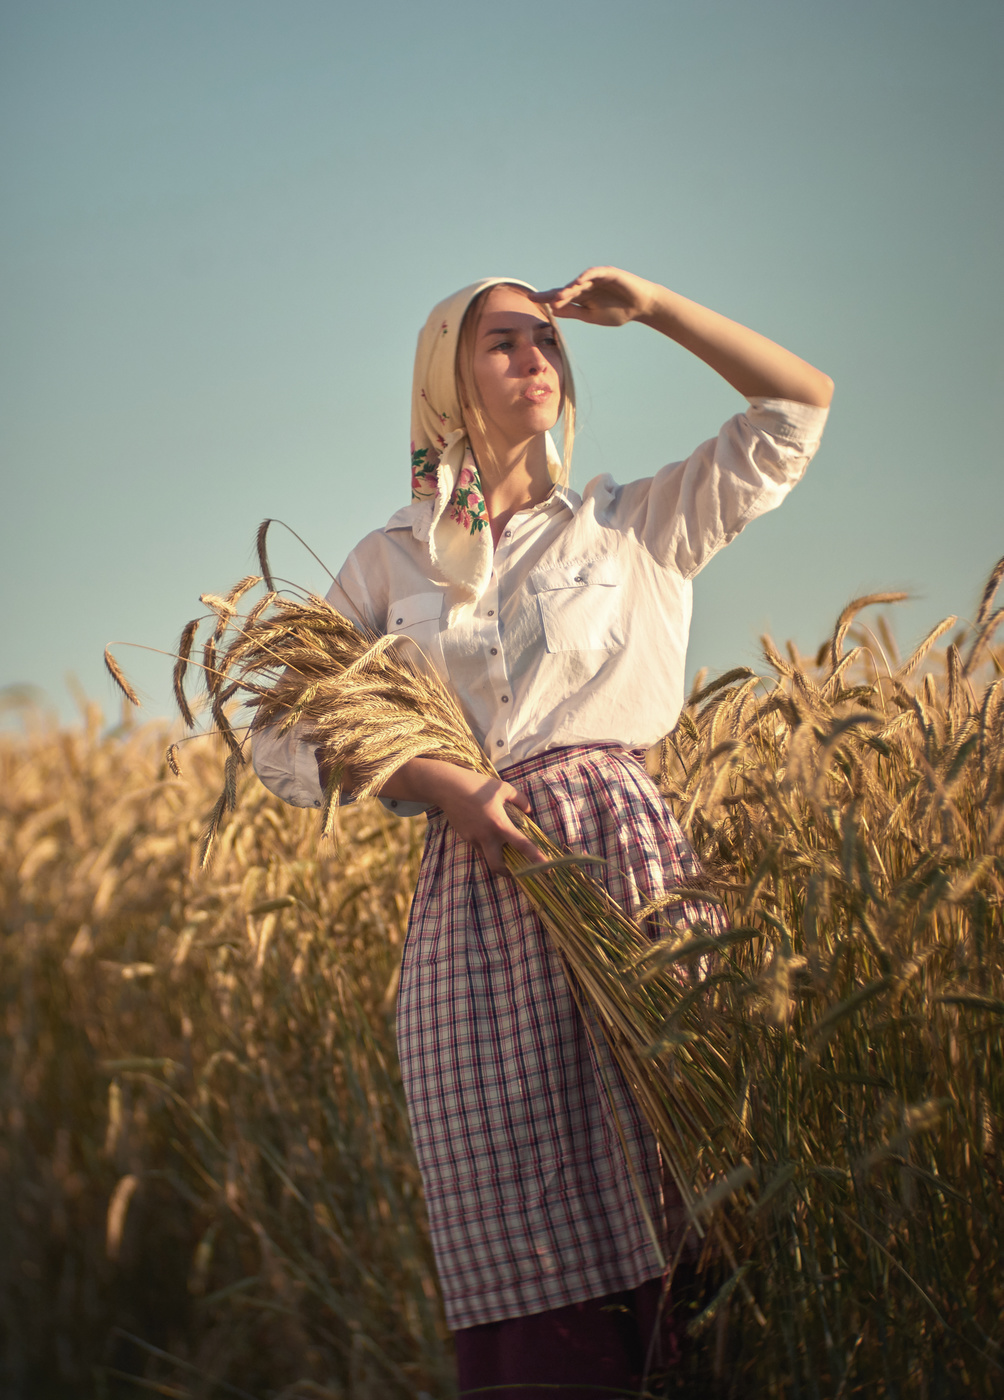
[2,0,1002,726]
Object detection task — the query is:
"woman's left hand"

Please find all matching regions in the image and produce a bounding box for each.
[531,267,657,327]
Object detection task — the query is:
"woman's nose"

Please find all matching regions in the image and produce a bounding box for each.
[524,345,548,373]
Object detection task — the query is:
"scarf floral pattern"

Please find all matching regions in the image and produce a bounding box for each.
[411,443,489,534]
[408,279,540,612]
[410,444,440,500]
[451,459,488,533]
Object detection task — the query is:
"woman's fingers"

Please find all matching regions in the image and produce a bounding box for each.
[531,267,655,325]
[503,784,532,815]
[474,788,541,876]
[531,274,596,317]
[490,786,544,874]
[506,835,547,872]
[483,826,544,877]
[532,274,590,301]
[504,826,547,870]
[427,768,544,876]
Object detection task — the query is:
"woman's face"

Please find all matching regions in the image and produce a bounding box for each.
[467,285,564,449]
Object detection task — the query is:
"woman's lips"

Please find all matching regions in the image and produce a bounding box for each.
[523,383,554,402]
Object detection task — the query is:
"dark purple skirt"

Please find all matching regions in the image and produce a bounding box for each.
[454,1271,697,1399]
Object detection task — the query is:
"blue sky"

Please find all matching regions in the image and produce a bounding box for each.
[2,0,1001,725]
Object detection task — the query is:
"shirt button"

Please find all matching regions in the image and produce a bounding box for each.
[501,695,509,703]
[389,799,398,808]
[487,609,495,616]
[573,576,585,584]
[496,740,504,748]
[504,529,512,538]
[490,647,498,656]
[395,617,403,624]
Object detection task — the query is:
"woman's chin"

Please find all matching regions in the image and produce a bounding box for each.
[520,402,562,437]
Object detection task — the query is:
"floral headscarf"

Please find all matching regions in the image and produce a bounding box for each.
[410,277,562,624]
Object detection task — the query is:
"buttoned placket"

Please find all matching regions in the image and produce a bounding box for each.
[482,523,517,761]
[479,498,567,763]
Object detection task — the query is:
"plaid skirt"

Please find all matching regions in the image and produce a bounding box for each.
[396,744,723,1331]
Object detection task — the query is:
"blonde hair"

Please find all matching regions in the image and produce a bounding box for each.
[454,282,576,487]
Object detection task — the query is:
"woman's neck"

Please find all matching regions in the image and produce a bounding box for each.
[475,433,553,546]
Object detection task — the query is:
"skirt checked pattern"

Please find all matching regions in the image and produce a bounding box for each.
[395,745,725,1331]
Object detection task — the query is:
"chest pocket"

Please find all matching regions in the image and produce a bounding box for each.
[531,559,625,654]
[385,591,446,666]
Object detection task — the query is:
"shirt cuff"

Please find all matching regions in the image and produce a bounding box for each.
[251,724,324,809]
[379,795,428,818]
[745,396,829,450]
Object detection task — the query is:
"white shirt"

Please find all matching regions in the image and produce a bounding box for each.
[252,397,828,814]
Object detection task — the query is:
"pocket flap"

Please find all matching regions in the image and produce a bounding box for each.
[386,591,445,631]
[531,558,621,594]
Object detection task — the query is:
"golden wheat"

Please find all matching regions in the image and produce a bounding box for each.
[1,705,447,1397]
[647,563,1004,1395]
[8,555,1002,1396]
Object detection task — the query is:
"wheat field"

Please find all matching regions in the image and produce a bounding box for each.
[2,703,447,1399]
[648,574,1004,1398]
[1,570,1002,1399]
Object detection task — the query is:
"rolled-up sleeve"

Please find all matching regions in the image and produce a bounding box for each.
[250,720,427,817]
[249,553,366,812]
[610,397,829,578]
[251,721,324,810]
[249,540,429,818]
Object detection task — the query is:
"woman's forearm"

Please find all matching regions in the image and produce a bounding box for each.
[379,756,474,805]
[639,283,833,407]
[318,752,543,875]
[536,267,833,408]
[315,752,457,806]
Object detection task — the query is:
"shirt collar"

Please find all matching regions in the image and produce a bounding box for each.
[384,482,580,541]
[384,497,434,540]
[548,483,581,515]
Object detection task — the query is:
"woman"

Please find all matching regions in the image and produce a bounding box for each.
[252,267,832,1397]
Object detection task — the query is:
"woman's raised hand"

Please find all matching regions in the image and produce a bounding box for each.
[531,267,658,327]
[534,265,834,407]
